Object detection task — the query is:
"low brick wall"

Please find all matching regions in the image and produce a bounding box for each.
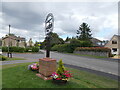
[74,51,109,57]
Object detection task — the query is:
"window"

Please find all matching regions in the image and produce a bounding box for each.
[112,41,117,44]
[112,48,117,52]
[97,42,101,45]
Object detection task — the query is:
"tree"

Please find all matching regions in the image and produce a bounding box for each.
[65,37,71,42]
[50,32,64,46]
[41,32,64,49]
[77,22,92,41]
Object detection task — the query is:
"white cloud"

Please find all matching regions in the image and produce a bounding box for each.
[0,2,118,42]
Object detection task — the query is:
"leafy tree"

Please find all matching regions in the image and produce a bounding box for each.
[41,32,64,49]
[50,32,64,46]
[77,22,92,41]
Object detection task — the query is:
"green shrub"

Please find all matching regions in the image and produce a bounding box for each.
[51,44,73,53]
[2,46,39,53]
[0,55,7,61]
[31,47,39,52]
[57,59,66,75]
[51,39,92,53]
[9,47,25,52]
[2,46,25,52]
[25,47,32,52]
[2,47,8,52]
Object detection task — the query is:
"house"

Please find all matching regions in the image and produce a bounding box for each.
[105,35,120,55]
[27,38,34,47]
[2,34,26,47]
[91,38,108,47]
[64,37,107,47]
[0,38,2,46]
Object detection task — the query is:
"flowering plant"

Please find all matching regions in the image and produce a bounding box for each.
[28,63,39,71]
[52,70,72,81]
[52,59,72,81]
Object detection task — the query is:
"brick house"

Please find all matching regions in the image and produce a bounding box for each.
[105,35,120,55]
[2,34,26,47]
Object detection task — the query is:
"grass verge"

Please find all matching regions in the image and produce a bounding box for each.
[2,62,118,88]
[0,55,26,61]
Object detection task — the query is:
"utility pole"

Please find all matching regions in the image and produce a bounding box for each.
[7,25,12,58]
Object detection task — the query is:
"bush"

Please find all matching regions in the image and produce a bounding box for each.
[25,47,32,52]
[31,47,39,52]
[51,39,92,53]
[2,46,39,53]
[2,47,8,52]
[2,46,25,52]
[0,55,7,61]
[10,47,25,52]
[51,44,73,53]
[56,59,66,75]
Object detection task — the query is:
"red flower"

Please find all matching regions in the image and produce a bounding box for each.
[56,78,62,80]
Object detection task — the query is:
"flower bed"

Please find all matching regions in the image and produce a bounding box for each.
[51,59,72,84]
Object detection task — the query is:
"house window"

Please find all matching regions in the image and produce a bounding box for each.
[112,41,117,44]
[112,48,117,52]
[97,42,101,45]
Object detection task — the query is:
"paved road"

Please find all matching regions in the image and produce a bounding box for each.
[2,50,119,76]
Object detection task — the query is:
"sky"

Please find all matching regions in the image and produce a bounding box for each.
[0,1,119,42]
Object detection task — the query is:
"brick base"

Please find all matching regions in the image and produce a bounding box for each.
[36,73,53,80]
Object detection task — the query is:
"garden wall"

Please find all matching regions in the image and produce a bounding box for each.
[74,47,111,57]
[74,51,109,57]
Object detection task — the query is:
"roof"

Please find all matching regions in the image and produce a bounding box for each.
[104,34,120,47]
[2,35,25,41]
[91,38,102,43]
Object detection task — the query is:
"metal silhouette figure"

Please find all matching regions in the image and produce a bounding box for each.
[45,13,54,57]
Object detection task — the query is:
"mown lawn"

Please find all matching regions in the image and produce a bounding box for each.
[0,55,26,61]
[2,63,118,88]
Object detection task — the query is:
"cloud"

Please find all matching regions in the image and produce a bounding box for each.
[1,2,118,42]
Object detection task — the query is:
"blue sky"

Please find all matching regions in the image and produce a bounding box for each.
[0,1,118,42]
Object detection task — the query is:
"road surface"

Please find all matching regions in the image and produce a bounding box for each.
[2,50,119,76]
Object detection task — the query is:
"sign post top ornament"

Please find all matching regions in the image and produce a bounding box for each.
[45,13,54,37]
[45,13,54,57]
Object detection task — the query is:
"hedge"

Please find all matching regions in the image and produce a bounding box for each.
[51,44,73,53]
[2,46,39,52]
[75,47,111,52]
[51,39,93,53]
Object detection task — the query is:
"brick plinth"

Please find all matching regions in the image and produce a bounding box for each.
[36,73,53,80]
[39,58,56,77]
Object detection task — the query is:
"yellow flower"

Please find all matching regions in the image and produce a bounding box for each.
[62,78,68,81]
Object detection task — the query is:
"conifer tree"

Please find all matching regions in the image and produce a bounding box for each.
[77,22,92,41]
[57,59,66,75]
